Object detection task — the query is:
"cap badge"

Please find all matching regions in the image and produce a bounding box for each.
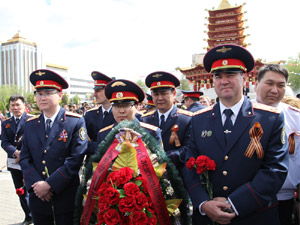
[222,60,228,66]
[92,72,97,76]
[157,82,161,86]
[36,71,45,76]
[40,81,44,85]
[116,92,123,98]
[216,46,232,54]
[153,73,162,78]
[111,81,126,87]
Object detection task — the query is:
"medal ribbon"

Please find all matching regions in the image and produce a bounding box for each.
[288,132,300,154]
[244,122,264,159]
[81,139,120,225]
[135,138,172,225]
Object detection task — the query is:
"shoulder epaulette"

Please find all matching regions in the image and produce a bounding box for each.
[66,111,82,118]
[289,105,300,113]
[26,115,39,122]
[193,106,213,116]
[100,124,114,133]
[142,110,155,118]
[140,122,158,132]
[177,108,193,117]
[86,107,99,112]
[252,102,281,114]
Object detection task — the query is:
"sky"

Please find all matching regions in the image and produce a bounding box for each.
[0,0,299,82]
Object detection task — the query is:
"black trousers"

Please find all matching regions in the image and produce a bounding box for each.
[31,211,73,225]
[278,199,294,225]
[9,168,32,221]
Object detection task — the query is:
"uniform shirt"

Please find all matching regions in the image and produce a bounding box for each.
[157,105,173,126]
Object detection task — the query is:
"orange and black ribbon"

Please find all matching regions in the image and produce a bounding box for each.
[169,124,181,147]
[244,122,264,159]
[288,132,300,154]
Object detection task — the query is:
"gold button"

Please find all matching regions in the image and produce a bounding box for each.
[223,186,228,191]
[42,171,46,175]
[45,135,48,138]
[44,150,47,154]
[224,156,229,160]
[42,160,46,164]
[223,171,228,176]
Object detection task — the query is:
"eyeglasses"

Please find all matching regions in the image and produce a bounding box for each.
[112,103,135,110]
[35,91,58,98]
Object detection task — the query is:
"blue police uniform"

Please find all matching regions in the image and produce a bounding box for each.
[1,112,32,222]
[187,102,205,112]
[143,71,193,169]
[84,71,115,154]
[183,44,289,225]
[184,98,288,225]
[19,69,88,225]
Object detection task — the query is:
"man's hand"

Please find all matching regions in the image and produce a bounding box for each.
[32,181,53,202]
[14,150,20,164]
[202,199,236,224]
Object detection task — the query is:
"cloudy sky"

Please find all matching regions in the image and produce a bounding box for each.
[1,0,299,81]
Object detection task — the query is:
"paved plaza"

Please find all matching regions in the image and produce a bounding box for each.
[0,141,25,225]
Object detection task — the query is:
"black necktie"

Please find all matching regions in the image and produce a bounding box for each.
[46,119,52,136]
[103,111,108,119]
[15,118,20,126]
[160,115,165,129]
[223,109,233,144]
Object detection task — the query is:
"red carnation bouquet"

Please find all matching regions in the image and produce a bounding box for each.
[96,167,157,225]
[186,155,216,199]
[16,187,25,196]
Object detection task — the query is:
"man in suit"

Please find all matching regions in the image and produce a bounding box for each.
[1,95,32,225]
[142,72,193,171]
[19,69,87,225]
[181,90,205,112]
[97,79,161,144]
[84,71,115,154]
[254,64,300,225]
[183,44,289,225]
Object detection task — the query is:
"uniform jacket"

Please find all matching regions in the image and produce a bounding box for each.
[1,112,33,159]
[187,102,205,112]
[97,118,162,145]
[84,106,115,154]
[183,97,289,225]
[142,106,192,168]
[20,107,87,215]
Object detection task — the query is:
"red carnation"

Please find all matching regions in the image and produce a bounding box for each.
[134,192,148,211]
[124,182,140,196]
[103,208,121,225]
[97,211,105,224]
[132,211,148,225]
[98,182,110,195]
[186,157,196,170]
[118,167,134,185]
[104,187,120,205]
[135,176,148,194]
[147,214,158,225]
[98,196,110,211]
[16,187,24,196]
[119,196,135,213]
[107,171,121,186]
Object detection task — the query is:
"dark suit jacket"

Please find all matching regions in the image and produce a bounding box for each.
[20,107,87,215]
[187,102,205,112]
[84,106,115,154]
[183,97,289,225]
[1,112,32,158]
[142,106,192,168]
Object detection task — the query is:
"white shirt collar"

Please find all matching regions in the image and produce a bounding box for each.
[44,107,60,126]
[102,105,112,114]
[157,105,174,121]
[219,97,244,125]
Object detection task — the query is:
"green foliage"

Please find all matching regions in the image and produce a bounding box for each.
[60,93,69,106]
[136,79,148,93]
[180,78,191,91]
[285,54,300,94]
[70,94,80,105]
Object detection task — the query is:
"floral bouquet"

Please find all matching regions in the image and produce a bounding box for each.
[74,120,192,225]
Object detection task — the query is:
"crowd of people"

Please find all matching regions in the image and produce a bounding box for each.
[1,44,300,225]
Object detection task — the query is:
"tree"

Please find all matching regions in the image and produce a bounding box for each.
[136,79,148,93]
[285,53,300,94]
[70,94,80,105]
[180,78,191,91]
[60,93,69,106]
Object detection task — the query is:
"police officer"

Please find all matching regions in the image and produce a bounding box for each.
[84,71,115,154]
[183,44,289,225]
[20,69,87,225]
[97,79,161,144]
[254,64,300,225]
[145,93,156,113]
[1,95,32,225]
[181,90,205,112]
[142,72,193,170]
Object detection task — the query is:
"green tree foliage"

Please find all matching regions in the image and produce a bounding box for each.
[285,54,300,94]
[136,79,148,93]
[60,93,69,106]
[70,94,80,105]
[180,78,191,91]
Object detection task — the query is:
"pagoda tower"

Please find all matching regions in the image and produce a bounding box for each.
[178,0,264,92]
